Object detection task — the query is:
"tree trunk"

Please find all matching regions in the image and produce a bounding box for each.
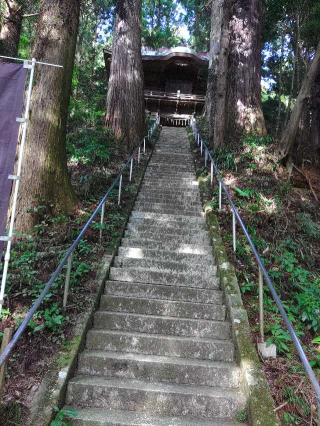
[15,0,79,232]
[206,0,231,148]
[225,0,266,142]
[0,0,23,57]
[278,42,320,160]
[105,0,145,150]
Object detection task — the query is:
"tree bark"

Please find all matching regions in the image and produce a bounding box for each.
[278,42,320,160]
[105,0,145,150]
[225,0,266,142]
[15,0,79,232]
[0,0,23,57]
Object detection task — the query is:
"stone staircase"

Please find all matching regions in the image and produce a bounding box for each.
[65,127,247,425]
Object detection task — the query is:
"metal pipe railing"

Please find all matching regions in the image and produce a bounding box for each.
[0,116,160,367]
[190,118,320,421]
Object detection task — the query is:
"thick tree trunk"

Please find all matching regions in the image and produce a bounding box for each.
[278,42,320,160]
[0,0,23,57]
[225,0,266,142]
[205,0,231,147]
[15,0,79,232]
[105,0,145,150]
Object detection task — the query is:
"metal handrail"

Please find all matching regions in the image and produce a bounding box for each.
[0,117,160,367]
[190,118,320,419]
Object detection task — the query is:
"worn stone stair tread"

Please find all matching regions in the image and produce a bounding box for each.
[78,351,240,387]
[124,230,210,243]
[131,211,204,222]
[113,256,216,272]
[94,311,230,339]
[120,240,212,255]
[100,295,225,320]
[109,267,219,288]
[104,281,224,304]
[65,409,246,426]
[86,329,235,361]
[117,246,213,261]
[66,376,245,418]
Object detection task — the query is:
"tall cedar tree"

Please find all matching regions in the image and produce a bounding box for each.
[106,0,145,150]
[0,0,23,57]
[206,0,266,147]
[15,0,79,231]
[279,41,320,161]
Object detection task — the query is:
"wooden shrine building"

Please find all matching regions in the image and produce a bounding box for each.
[104,47,209,126]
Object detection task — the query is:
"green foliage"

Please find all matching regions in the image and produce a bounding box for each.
[243,134,273,147]
[67,128,112,166]
[297,212,320,239]
[266,322,292,354]
[234,187,256,199]
[213,147,236,171]
[235,409,248,422]
[295,280,320,333]
[51,407,78,426]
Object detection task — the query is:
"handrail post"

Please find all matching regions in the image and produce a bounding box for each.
[205,149,208,167]
[99,202,105,243]
[129,158,133,182]
[138,147,141,164]
[218,181,222,211]
[232,211,236,252]
[143,137,146,154]
[210,161,214,185]
[259,267,265,342]
[63,253,73,310]
[118,174,123,206]
[200,138,203,156]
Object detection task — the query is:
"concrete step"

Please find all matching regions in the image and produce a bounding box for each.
[126,221,206,234]
[66,377,244,419]
[137,194,200,203]
[120,239,212,254]
[109,267,218,288]
[66,407,244,425]
[117,247,213,262]
[78,351,240,388]
[100,295,225,320]
[124,230,210,244]
[136,196,201,207]
[104,281,224,305]
[94,311,230,340]
[130,211,205,223]
[113,256,216,274]
[86,330,235,362]
[133,204,201,216]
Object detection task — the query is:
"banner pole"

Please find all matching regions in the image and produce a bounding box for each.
[0,58,36,314]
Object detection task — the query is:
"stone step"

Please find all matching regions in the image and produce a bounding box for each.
[137,194,200,202]
[130,211,205,223]
[136,195,201,206]
[78,351,240,388]
[113,257,216,274]
[100,296,225,320]
[117,247,213,262]
[66,407,245,426]
[120,239,212,254]
[109,267,218,288]
[94,311,230,340]
[126,221,206,233]
[66,377,244,419]
[104,281,224,305]
[124,230,210,244]
[86,330,235,362]
[133,204,201,216]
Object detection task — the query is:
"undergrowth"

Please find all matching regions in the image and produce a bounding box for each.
[192,127,320,425]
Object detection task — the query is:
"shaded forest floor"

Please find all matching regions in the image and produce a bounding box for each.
[0,126,155,424]
[192,124,320,425]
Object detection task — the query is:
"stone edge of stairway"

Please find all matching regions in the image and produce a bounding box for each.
[199,207,279,425]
